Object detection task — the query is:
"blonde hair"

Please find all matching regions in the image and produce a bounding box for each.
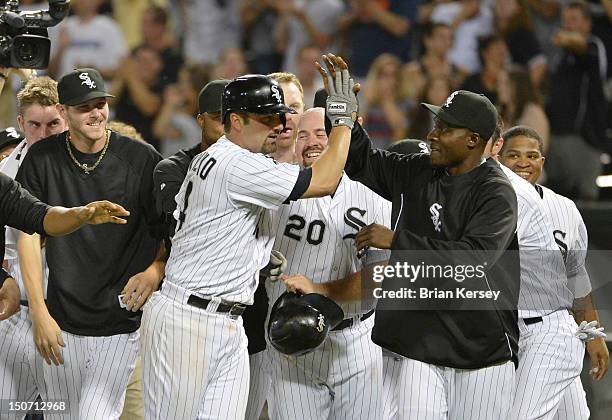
[364,54,409,103]
[108,121,145,142]
[17,76,59,115]
[268,72,305,101]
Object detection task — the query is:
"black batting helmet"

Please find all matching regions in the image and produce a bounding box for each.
[222,74,296,126]
[268,292,344,357]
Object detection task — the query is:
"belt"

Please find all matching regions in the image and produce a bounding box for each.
[332,310,374,331]
[186,295,246,319]
[524,316,543,325]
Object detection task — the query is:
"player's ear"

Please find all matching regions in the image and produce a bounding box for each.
[57,104,67,120]
[466,132,481,150]
[492,138,504,156]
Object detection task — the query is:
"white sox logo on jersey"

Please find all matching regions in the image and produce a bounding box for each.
[430,203,442,232]
[79,72,96,89]
[271,85,282,103]
[342,207,367,240]
[316,314,325,332]
[443,91,459,108]
[553,230,568,263]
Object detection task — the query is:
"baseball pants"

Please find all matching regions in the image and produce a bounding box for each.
[40,330,139,420]
[267,315,382,420]
[245,350,272,420]
[141,284,249,420]
[392,357,515,420]
[0,306,46,420]
[511,310,587,420]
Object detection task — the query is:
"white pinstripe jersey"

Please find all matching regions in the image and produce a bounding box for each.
[0,140,49,300]
[267,174,391,317]
[500,164,572,317]
[538,184,591,298]
[164,137,300,305]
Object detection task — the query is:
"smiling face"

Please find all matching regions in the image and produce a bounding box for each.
[427,118,475,168]
[295,108,327,168]
[60,98,109,144]
[499,135,545,185]
[276,81,304,149]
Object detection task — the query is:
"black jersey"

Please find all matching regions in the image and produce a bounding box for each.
[345,123,520,369]
[16,131,166,336]
[0,172,49,284]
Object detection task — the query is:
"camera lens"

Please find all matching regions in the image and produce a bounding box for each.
[16,41,37,63]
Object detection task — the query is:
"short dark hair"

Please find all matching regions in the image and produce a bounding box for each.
[146,5,169,26]
[566,1,591,20]
[493,115,505,142]
[477,34,505,66]
[424,22,451,38]
[500,125,544,154]
[223,111,249,132]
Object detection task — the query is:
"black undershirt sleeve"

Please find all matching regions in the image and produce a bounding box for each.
[286,167,312,202]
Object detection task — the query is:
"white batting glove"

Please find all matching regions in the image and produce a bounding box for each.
[576,320,606,342]
[266,250,287,282]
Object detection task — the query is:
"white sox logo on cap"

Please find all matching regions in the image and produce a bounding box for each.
[79,72,96,89]
[271,85,282,103]
[443,91,459,108]
[6,127,20,138]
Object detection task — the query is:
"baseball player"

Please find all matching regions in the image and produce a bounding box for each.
[332,86,521,419]
[16,68,166,420]
[262,107,391,420]
[495,125,609,419]
[245,71,305,420]
[141,55,359,420]
[268,72,305,164]
[0,77,68,419]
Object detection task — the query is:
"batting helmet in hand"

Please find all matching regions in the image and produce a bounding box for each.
[221,74,296,126]
[267,292,344,357]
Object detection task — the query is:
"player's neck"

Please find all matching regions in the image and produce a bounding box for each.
[68,129,107,154]
[272,147,297,164]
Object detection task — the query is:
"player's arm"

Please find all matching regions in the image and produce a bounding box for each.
[18,231,65,366]
[0,274,20,321]
[283,261,387,302]
[120,242,168,312]
[300,55,355,199]
[574,293,609,380]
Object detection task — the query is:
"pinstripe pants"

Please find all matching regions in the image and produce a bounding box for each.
[511,310,589,420]
[40,330,139,420]
[387,356,515,420]
[0,307,46,420]
[267,315,383,420]
[141,290,250,420]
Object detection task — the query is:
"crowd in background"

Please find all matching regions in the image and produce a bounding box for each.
[0,0,610,200]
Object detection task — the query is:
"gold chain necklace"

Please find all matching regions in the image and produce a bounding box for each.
[65,130,110,174]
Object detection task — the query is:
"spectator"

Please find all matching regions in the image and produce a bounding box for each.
[295,44,324,108]
[338,0,416,78]
[461,34,509,104]
[494,0,547,89]
[112,45,165,151]
[140,5,184,85]
[497,69,550,153]
[275,0,344,74]
[403,22,463,100]
[153,64,210,157]
[178,0,240,66]
[406,76,452,140]
[212,48,248,81]
[546,0,608,200]
[241,0,283,74]
[48,0,127,82]
[112,0,166,49]
[429,0,495,75]
[525,0,564,62]
[362,53,413,148]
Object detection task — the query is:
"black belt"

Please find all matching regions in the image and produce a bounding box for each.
[524,316,543,325]
[186,295,246,319]
[332,310,374,331]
